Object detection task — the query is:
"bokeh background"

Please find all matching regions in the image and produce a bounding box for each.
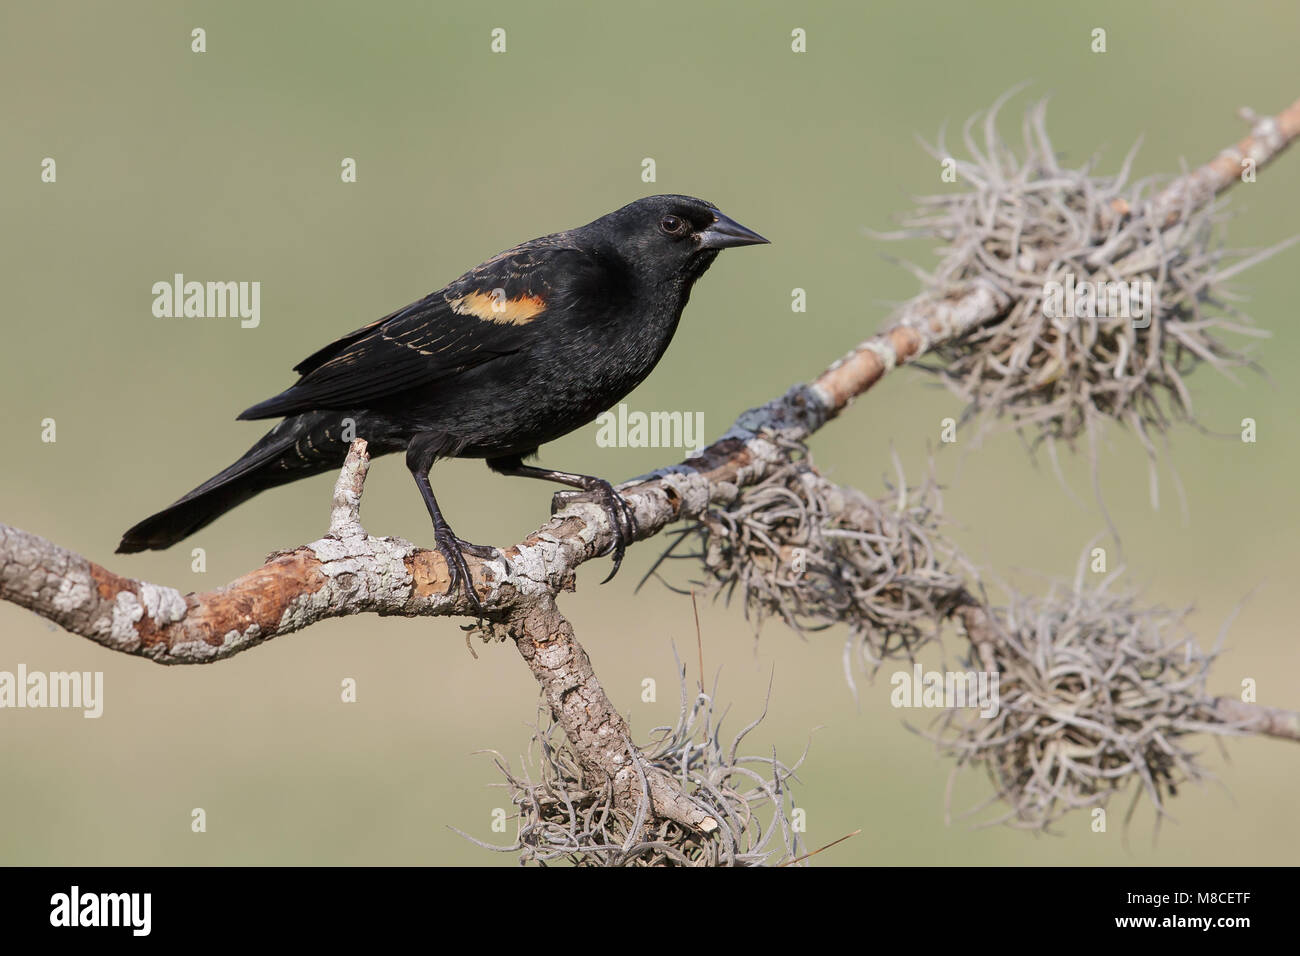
[2,0,1297,865]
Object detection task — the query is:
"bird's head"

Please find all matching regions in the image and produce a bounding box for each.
[584,194,769,287]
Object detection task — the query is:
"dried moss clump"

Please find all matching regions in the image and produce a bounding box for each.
[467,666,804,866]
[931,572,1237,831]
[883,96,1275,469]
[659,452,969,669]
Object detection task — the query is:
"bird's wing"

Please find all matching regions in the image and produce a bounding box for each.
[237,237,600,420]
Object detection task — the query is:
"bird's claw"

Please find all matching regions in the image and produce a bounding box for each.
[455,537,503,561]
[598,483,638,583]
[433,525,491,614]
[553,481,637,583]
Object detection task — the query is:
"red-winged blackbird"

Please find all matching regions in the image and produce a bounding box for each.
[118,195,768,607]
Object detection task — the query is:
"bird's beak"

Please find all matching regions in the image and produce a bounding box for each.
[697,211,770,249]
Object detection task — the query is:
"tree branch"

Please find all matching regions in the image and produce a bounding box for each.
[504,597,720,834]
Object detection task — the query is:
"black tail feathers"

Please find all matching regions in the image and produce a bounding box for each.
[117,412,370,553]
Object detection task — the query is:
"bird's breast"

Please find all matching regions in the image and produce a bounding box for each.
[449,300,683,454]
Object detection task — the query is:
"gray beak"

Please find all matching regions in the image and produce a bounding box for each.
[697,211,770,249]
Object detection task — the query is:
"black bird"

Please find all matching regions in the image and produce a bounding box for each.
[117,195,768,607]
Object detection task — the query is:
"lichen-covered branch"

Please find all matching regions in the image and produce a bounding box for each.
[502,598,721,836]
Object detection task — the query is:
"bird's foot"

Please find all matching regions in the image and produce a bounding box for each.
[433,524,491,614]
[455,538,501,561]
[553,480,638,583]
[457,537,511,579]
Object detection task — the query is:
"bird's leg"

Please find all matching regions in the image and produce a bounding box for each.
[487,455,637,584]
[407,437,493,612]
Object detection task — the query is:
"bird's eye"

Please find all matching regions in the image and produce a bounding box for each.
[659,215,686,236]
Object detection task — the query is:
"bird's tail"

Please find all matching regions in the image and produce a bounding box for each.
[117,411,372,553]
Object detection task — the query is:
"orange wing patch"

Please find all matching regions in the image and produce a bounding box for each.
[449,290,546,325]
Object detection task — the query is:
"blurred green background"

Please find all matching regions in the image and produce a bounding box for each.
[2,0,1297,865]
